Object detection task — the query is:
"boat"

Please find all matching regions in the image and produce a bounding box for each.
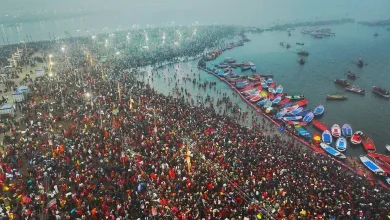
[302,112,314,123]
[326,94,348,100]
[347,71,357,79]
[313,105,324,116]
[322,130,333,144]
[251,66,257,72]
[331,124,341,137]
[387,145,390,152]
[367,152,390,163]
[242,61,255,66]
[261,82,268,89]
[283,102,293,108]
[374,33,378,37]
[295,125,311,138]
[336,137,347,152]
[297,51,309,56]
[372,86,390,99]
[249,96,262,103]
[359,155,385,175]
[345,86,365,95]
[313,132,321,145]
[272,96,282,104]
[362,135,376,152]
[320,143,346,159]
[296,42,304,46]
[268,92,275,101]
[296,109,311,117]
[287,121,308,126]
[241,66,251,71]
[257,99,268,106]
[312,120,329,132]
[335,79,350,87]
[357,59,364,68]
[282,116,303,121]
[266,78,273,84]
[275,85,283,94]
[286,95,305,101]
[351,131,363,145]
[386,177,390,185]
[268,88,276,94]
[296,99,308,107]
[298,58,305,65]
[276,109,288,119]
[283,104,299,112]
[268,81,277,88]
[341,124,353,138]
[260,90,268,98]
[287,107,303,115]
[224,57,236,63]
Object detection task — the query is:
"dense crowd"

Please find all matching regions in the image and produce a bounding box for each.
[0,26,389,220]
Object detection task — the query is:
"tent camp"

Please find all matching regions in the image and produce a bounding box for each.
[0,104,15,117]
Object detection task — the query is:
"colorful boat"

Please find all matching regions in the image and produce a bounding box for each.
[336,137,347,152]
[351,131,363,145]
[312,120,329,132]
[257,99,268,106]
[265,106,273,114]
[268,92,275,101]
[286,95,305,101]
[287,107,303,115]
[313,132,321,145]
[287,121,308,126]
[359,155,385,175]
[313,105,324,116]
[272,96,282,104]
[302,112,314,123]
[282,104,299,112]
[321,143,346,159]
[261,82,268,89]
[276,109,288,119]
[367,152,390,163]
[276,85,283,94]
[326,94,348,100]
[296,109,311,117]
[250,96,262,103]
[387,145,390,152]
[260,90,268,98]
[296,99,308,107]
[269,82,277,88]
[295,125,311,138]
[322,130,333,144]
[331,124,341,137]
[282,116,303,121]
[341,124,353,138]
[250,66,257,72]
[266,78,273,84]
[362,135,376,152]
[268,88,276,94]
[283,102,293,108]
[279,98,290,105]
[345,86,365,95]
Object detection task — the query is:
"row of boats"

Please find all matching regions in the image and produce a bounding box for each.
[334,78,390,98]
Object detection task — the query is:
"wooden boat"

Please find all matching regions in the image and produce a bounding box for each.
[321,143,346,159]
[241,66,251,71]
[296,99,308,107]
[341,124,353,138]
[224,57,236,63]
[326,94,348,100]
[269,82,277,88]
[283,102,293,108]
[296,42,304,45]
[266,78,273,84]
[331,124,341,137]
[335,79,350,87]
[313,105,324,116]
[322,130,333,144]
[251,66,257,72]
[296,109,311,117]
[272,96,282,104]
[347,71,357,79]
[345,86,365,95]
[297,50,309,56]
[367,152,390,163]
[282,104,299,112]
[298,58,305,65]
[250,96,262,103]
[351,131,363,145]
[362,135,376,152]
[303,112,314,123]
[312,120,329,132]
[286,95,305,101]
[261,82,268,89]
[260,90,268,98]
[287,107,303,115]
[282,116,303,121]
[295,125,311,138]
[276,85,283,93]
[276,109,288,119]
[336,137,347,152]
[268,92,275,101]
[359,155,385,175]
[372,86,390,99]
[242,61,255,66]
[369,157,390,176]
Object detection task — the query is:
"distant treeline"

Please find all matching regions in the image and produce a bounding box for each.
[358,19,390,26]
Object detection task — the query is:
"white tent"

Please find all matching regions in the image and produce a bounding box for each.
[0,104,15,117]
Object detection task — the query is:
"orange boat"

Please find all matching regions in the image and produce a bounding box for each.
[312,132,321,145]
[296,99,308,107]
[312,120,329,132]
[362,135,376,152]
[367,152,390,163]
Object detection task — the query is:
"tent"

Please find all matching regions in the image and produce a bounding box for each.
[35,67,45,78]
[12,89,25,102]
[18,85,30,94]
[0,104,15,117]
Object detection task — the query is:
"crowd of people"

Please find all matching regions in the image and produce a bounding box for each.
[0,25,389,220]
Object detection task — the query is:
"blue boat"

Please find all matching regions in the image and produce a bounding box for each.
[359,156,385,175]
[261,82,268,89]
[268,88,276,94]
[251,66,257,72]
[322,130,332,144]
[276,109,288,119]
[282,116,302,121]
[321,143,346,159]
[257,99,269,106]
[266,78,273,84]
[272,96,282,104]
[287,107,303,115]
[303,112,314,123]
[296,109,311,117]
[336,137,347,152]
[313,105,324,116]
[283,102,293,108]
[342,124,353,138]
[276,85,283,94]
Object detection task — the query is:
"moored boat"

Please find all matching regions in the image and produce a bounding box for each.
[276,85,283,94]
[224,57,236,63]
[298,58,305,65]
[297,50,309,56]
[336,137,347,152]
[286,95,305,101]
[294,125,311,138]
[249,96,262,103]
[287,121,308,126]
[282,116,303,121]
[272,96,282,104]
[241,66,251,71]
[341,124,353,138]
[331,124,341,137]
[296,109,311,117]
[335,79,350,87]
[250,66,257,72]
[257,98,269,106]
[362,135,376,152]
[313,132,321,145]
[322,130,333,144]
[345,86,365,95]
[321,143,346,159]
[276,109,288,119]
[372,86,390,99]
[312,120,329,132]
[296,99,308,107]
[296,42,304,45]
[302,111,314,123]
[287,107,303,115]
[326,94,348,100]
[347,71,357,79]
[269,81,277,88]
[359,155,385,175]
[367,152,390,163]
[351,131,363,145]
[313,105,324,116]
[279,98,290,106]
[266,78,273,84]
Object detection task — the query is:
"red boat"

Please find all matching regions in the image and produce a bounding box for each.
[296,99,308,107]
[268,93,275,101]
[279,98,290,105]
[288,121,308,126]
[362,135,376,152]
[250,96,262,103]
[312,120,329,132]
[351,131,363,145]
[367,152,390,163]
[368,156,390,175]
[269,82,277,88]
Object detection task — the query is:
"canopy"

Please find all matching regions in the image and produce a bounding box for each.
[0,104,13,110]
